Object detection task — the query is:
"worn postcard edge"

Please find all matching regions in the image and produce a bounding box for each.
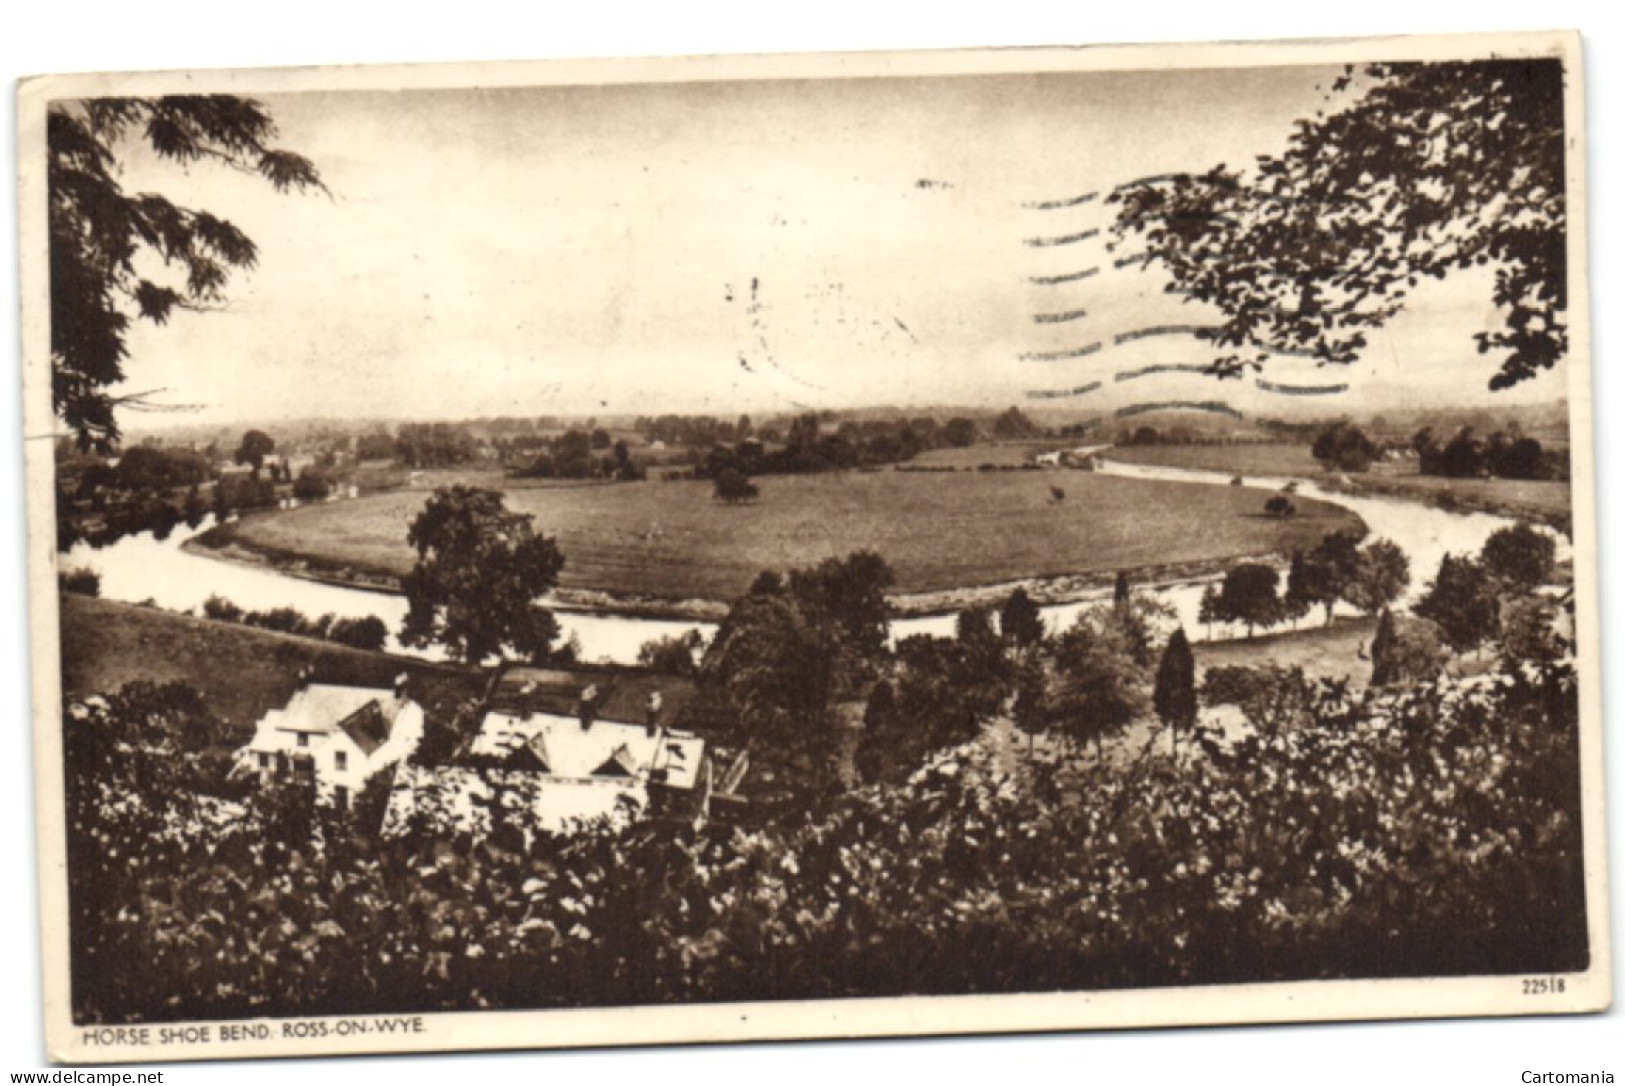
[16,27,1610,1065]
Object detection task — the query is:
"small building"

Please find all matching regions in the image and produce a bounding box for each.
[1033,444,1112,470]
[236,675,425,810]
[1061,443,1112,470]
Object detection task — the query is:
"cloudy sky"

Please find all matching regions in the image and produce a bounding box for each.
[105,60,1566,427]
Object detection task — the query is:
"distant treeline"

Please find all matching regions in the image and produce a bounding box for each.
[1413,426,1567,482]
[509,431,645,482]
[693,412,986,480]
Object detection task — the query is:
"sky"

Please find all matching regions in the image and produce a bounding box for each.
[101,60,1568,428]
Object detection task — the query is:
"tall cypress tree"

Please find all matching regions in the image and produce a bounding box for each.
[1369,607,1398,687]
[1153,627,1198,756]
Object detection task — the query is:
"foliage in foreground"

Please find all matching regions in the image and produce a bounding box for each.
[66,656,1586,1023]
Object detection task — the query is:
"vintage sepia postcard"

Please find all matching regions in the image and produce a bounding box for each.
[18,29,1609,1064]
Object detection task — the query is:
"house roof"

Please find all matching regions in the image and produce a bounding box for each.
[472,710,705,789]
[338,699,393,756]
[488,666,697,729]
[264,682,406,739]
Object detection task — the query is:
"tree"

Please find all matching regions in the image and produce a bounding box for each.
[399,487,566,664]
[788,551,896,668]
[992,406,1041,440]
[1153,628,1197,755]
[1300,530,1364,626]
[1197,584,1221,639]
[942,417,979,448]
[1497,436,1548,480]
[49,97,324,451]
[1345,538,1411,614]
[1282,549,1314,627]
[702,589,840,752]
[293,468,331,502]
[1415,554,1499,654]
[1111,60,1564,391]
[1264,495,1296,518]
[1000,587,1045,648]
[1212,563,1283,639]
[1113,570,1132,608]
[703,553,895,762]
[1500,595,1567,665]
[58,568,101,596]
[1050,605,1151,756]
[327,616,389,652]
[1369,607,1398,687]
[1480,522,1557,591]
[1311,423,1377,473]
[1440,428,1487,478]
[235,429,276,476]
[1371,611,1449,686]
[1011,652,1050,758]
[551,430,595,478]
[956,606,1010,697]
[637,629,704,675]
[714,467,758,504]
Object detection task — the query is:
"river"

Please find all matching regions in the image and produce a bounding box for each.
[60,462,1559,665]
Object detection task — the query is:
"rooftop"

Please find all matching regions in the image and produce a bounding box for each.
[262,681,409,737]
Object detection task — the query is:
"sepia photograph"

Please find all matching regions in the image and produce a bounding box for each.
[10,19,1615,1070]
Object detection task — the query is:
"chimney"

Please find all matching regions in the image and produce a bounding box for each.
[645,690,663,737]
[578,683,598,731]
[393,672,409,703]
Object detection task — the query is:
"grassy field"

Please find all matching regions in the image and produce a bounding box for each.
[1337,471,1573,519]
[1104,442,1572,520]
[58,594,486,744]
[1104,443,1324,476]
[219,467,1361,603]
[907,441,1055,468]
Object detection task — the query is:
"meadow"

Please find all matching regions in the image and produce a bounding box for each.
[1103,442,1323,476]
[217,468,1360,603]
[1103,442,1572,520]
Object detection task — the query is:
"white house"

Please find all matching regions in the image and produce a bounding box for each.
[236,676,425,810]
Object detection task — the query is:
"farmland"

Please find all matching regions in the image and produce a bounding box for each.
[1102,442,1572,522]
[1104,442,1323,477]
[1335,471,1573,521]
[210,468,1362,604]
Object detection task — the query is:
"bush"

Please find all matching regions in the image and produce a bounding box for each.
[328,616,390,652]
[200,594,388,652]
[65,661,1585,1022]
[637,629,704,675]
[202,595,245,622]
[293,468,332,501]
[59,568,100,596]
